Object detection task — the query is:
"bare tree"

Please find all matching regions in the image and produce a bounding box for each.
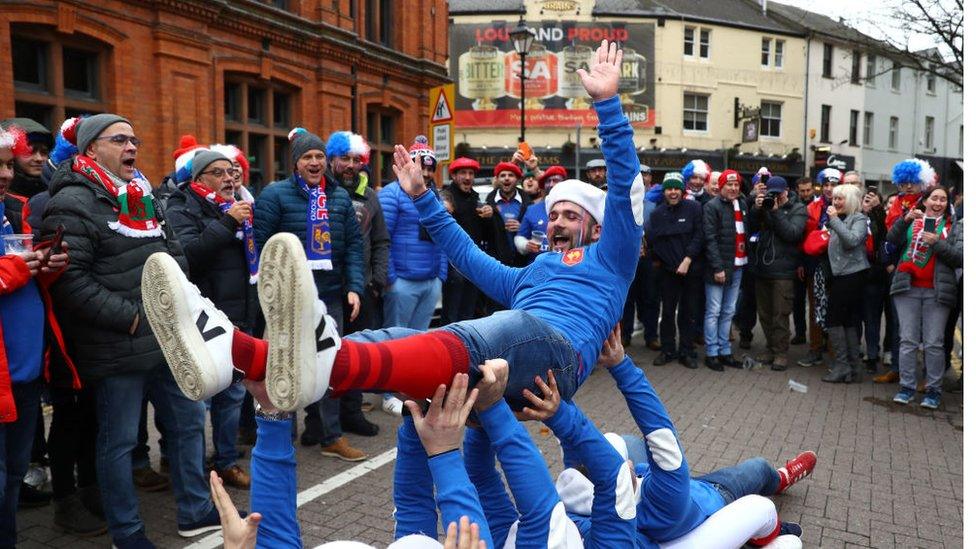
[859,0,963,88]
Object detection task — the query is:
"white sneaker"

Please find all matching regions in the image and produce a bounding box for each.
[258,233,338,412]
[142,252,235,401]
[382,396,403,416]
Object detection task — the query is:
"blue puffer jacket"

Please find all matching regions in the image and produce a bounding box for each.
[378,183,447,284]
[254,173,365,299]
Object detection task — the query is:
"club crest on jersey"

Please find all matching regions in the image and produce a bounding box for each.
[562,247,585,266]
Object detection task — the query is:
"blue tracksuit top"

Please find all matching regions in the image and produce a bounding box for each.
[546,401,638,547]
[608,357,725,543]
[251,418,301,549]
[414,96,642,380]
[393,417,490,544]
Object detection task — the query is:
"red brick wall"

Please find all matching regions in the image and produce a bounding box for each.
[0,0,449,182]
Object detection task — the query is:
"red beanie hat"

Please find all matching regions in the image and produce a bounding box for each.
[717,169,741,190]
[448,157,480,174]
[494,161,523,179]
[540,165,568,181]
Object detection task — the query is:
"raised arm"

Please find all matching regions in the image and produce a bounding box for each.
[393,149,519,306]
[463,427,518,547]
[393,417,437,539]
[578,41,643,274]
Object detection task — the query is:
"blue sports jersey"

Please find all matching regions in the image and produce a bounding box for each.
[414,96,643,380]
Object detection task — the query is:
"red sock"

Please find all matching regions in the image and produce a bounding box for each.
[231,329,268,381]
[776,468,788,494]
[331,331,469,399]
[748,519,781,546]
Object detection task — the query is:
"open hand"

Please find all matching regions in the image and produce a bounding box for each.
[576,39,623,102]
[520,370,561,422]
[392,144,426,197]
[444,515,487,549]
[210,470,260,549]
[405,373,478,457]
[597,324,626,369]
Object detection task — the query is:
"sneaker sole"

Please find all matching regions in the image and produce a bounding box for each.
[142,253,216,401]
[177,523,223,538]
[892,396,913,404]
[259,233,320,412]
[919,402,939,409]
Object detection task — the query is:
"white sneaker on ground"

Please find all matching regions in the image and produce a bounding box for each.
[382,396,403,416]
[142,252,235,401]
[258,233,338,412]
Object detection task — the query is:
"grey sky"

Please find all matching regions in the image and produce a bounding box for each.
[771,0,946,52]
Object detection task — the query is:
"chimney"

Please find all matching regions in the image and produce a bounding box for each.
[761,0,767,16]
[839,16,846,25]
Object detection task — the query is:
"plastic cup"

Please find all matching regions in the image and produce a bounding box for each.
[503,212,517,221]
[2,234,33,256]
[531,230,545,244]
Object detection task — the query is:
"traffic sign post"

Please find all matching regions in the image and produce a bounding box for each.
[428,84,455,164]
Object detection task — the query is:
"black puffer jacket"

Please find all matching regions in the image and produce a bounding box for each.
[39,161,185,381]
[166,184,258,333]
[745,192,807,279]
[702,195,750,278]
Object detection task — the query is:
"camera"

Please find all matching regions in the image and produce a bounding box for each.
[762,196,775,209]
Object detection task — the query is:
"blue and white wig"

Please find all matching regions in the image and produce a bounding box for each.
[325,131,370,160]
[891,158,937,188]
[681,159,711,183]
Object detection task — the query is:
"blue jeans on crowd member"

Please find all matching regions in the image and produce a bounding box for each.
[621,256,661,344]
[95,367,212,540]
[893,286,951,393]
[303,298,345,447]
[0,379,42,547]
[704,269,743,357]
[348,309,581,411]
[384,278,442,332]
[441,267,480,325]
[133,397,165,470]
[209,383,246,470]
[694,457,782,505]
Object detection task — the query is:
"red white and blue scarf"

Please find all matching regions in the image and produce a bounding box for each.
[189,183,259,284]
[297,173,333,270]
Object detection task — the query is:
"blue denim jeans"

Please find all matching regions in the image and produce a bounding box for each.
[704,269,743,357]
[0,379,42,547]
[349,310,580,410]
[95,367,212,539]
[694,457,781,505]
[383,278,442,331]
[209,383,245,470]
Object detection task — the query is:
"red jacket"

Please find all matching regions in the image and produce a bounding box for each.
[0,240,78,424]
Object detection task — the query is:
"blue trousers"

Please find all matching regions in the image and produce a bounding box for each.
[0,380,42,547]
[694,457,781,505]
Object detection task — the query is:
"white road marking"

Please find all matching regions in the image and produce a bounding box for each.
[185,447,398,549]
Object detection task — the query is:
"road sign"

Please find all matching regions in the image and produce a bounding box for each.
[429,84,455,163]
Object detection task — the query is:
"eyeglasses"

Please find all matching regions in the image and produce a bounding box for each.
[201,168,240,178]
[96,134,142,147]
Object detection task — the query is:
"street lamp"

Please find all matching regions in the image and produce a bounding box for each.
[509,15,534,143]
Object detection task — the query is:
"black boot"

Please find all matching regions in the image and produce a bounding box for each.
[54,492,107,536]
[18,483,52,509]
[705,356,725,371]
[822,327,852,383]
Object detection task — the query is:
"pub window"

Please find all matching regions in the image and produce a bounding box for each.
[365,0,394,47]
[822,43,833,77]
[11,25,109,132]
[865,54,876,86]
[863,112,873,147]
[820,104,831,143]
[924,116,935,150]
[682,93,708,132]
[761,38,771,67]
[223,75,297,193]
[849,110,859,146]
[851,50,861,84]
[760,101,781,137]
[888,116,899,149]
[891,62,901,90]
[366,107,400,182]
[773,40,784,68]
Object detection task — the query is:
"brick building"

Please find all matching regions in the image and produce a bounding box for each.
[0,0,450,189]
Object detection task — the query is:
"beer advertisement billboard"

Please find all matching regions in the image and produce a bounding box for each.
[450,21,655,128]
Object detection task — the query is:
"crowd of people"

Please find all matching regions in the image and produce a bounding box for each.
[0,39,960,548]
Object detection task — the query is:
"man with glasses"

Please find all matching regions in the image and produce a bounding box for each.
[166,149,257,492]
[253,128,366,462]
[40,114,223,547]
